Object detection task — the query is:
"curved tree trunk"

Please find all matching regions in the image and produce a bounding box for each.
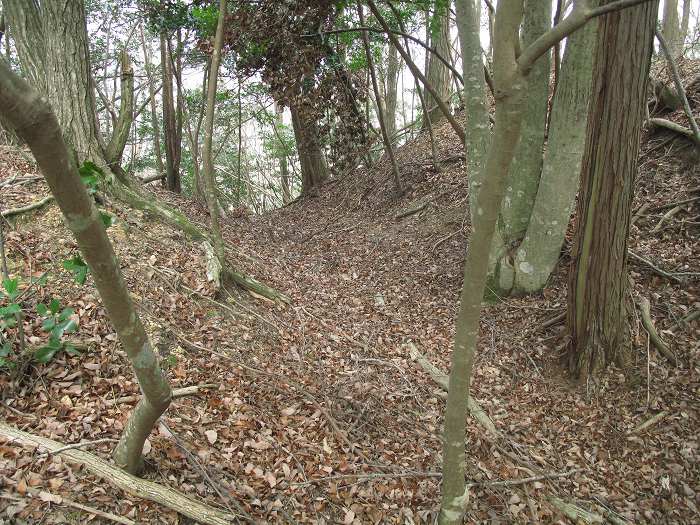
[567,0,658,379]
[0,59,172,477]
[487,0,552,296]
[512,1,598,294]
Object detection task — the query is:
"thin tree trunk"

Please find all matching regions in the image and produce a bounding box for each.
[202,0,227,267]
[567,0,658,379]
[0,59,171,477]
[140,25,165,181]
[275,102,291,204]
[680,0,690,45]
[358,5,402,195]
[290,104,329,195]
[385,42,400,143]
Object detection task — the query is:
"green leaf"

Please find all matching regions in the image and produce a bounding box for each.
[35,346,58,363]
[64,344,81,356]
[36,303,49,316]
[0,304,21,316]
[100,211,116,228]
[58,307,75,322]
[1,318,16,328]
[0,342,11,357]
[2,278,19,299]
[49,298,61,315]
[63,256,89,285]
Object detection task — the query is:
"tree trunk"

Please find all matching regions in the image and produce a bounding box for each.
[454,0,491,219]
[161,31,181,193]
[41,0,104,164]
[567,0,658,379]
[680,0,691,47]
[513,4,598,294]
[290,105,329,196]
[202,0,227,271]
[140,25,165,182]
[489,0,552,294]
[3,0,46,93]
[105,49,134,168]
[440,2,527,521]
[385,42,400,143]
[662,0,682,58]
[275,102,292,204]
[424,1,452,127]
[358,5,402,195]
[0,59,172,477]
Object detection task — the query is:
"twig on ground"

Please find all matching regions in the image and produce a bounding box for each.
[291,470,441,487]
[38,438,117,458]
[628,250,684,284]
[104,384,218,406]
[637,297,676,365]
[629,410,669,435]
[671,308,700,331]
[650,204,682,233]
[45,494,135,525]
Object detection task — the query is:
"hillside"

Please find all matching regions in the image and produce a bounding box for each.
[0,84,698,523]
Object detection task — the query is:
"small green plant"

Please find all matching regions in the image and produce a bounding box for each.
[35,298,80,363]
[0,278,21,369]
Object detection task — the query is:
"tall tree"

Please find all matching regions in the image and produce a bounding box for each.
[160,30,182,192]
[140,25,165,182]
[384,42,400,142]
[567,0,658,379]
[202,0,227,273]
[423,0,452,126]
[439,0,658,521]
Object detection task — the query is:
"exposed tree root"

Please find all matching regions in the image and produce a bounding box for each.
[112,181,289,303]
[648,118,700,146]
[1,195,53,218]
[549,497,630,525]
[637,297,676,365]
[406,342,499,436]
[629,410,669,435]
[0,422,240,525]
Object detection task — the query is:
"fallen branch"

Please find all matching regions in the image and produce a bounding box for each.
[39,492,135,525]
[104,383,218,406]
[469,469,582,489]
[292,470,441,487]
[1,195,53,218]
[537,312,566,332]
[0,175,43,189]
[650,204,682,234]
[395,202,428,220]
[629,410,669,435]
[38,437,117,457]
[0,422,239,525]
[637,297,676,365]
[549,497,607,524]
[406,342,498,436]
[651,195,700,211]
[671,308,700,330]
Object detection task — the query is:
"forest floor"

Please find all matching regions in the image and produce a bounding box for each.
[0,71,699,524]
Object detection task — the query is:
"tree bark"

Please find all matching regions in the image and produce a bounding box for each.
[567,0,658,379]
[0,59,172,476]
[3,0,46,93]
[662,0,682,58]
[290,105,329,195]
[454,0,491,220]
[161,31,181,193]
[140,25,165,182]
[512,0,599,295]
[385,43,400,143]
[424,1,452,127]
[358,5,402,195]
[202,0,227,273]
[487,0,552,295]
[105,49,134,168]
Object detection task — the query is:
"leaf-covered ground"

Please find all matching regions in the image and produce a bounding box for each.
[0,66,698,523]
